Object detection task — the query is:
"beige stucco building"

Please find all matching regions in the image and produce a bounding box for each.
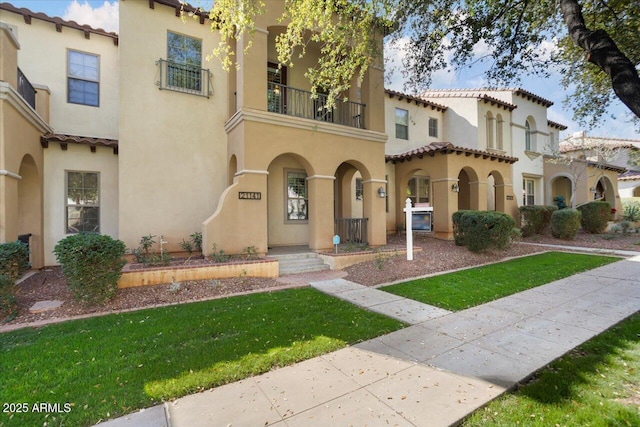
[1,1,625,269]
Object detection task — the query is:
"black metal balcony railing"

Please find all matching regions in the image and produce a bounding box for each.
[156,59,211,98]
[335,218,368,244]
[17,67,36,109]
[268,82,365,129]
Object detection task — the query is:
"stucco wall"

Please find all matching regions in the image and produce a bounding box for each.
[1,10,118,138]
[384,96,444,155]
[42,144,119,265]
[118,0,228,251]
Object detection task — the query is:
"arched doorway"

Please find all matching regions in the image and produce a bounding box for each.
[17,154,42,267]
[457,167,479,210]
[267,153,313,248]
[334,161,370,244]
[487,171,506,212]
[594,176,615,203]
[551,175,572,207]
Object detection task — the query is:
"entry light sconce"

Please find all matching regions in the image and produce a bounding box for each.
[451,183,460,193]
[589,187,596,192]
[378,187,387,198]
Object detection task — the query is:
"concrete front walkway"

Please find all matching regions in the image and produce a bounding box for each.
[98,254,640,427]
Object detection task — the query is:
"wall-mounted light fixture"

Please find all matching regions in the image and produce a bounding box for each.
[589,187,595,192]
[377,187,387,198]
[451,183,460,193]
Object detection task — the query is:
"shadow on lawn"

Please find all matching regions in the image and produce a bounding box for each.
[517,313,640,418]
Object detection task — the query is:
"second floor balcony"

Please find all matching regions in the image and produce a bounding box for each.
[17,67,36,110]
[156,59,212,98]
[267,82,365,130]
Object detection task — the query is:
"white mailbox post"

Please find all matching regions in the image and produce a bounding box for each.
[403,198,434,261]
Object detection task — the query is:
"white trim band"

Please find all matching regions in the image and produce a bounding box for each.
[307,175,336,181]
[235,169,269,176]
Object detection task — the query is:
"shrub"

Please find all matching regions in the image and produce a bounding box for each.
[0,274,18,322]
[519,205,558,237]
[622,201,640,222]
[551,209,581,240]
[577,201,611,234]
[452,210,516,253]
[54,233,126,306]
[0,240,30,282]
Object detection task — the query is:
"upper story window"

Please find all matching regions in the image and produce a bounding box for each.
[355,178,363,200]
[525,120,532,151]
[486,112,494,148]
[68,50,99,106]
[395,108,409,140]
[66,171,100,233]
[549,131,556,149]
[428,117,438,138]
[496,114,504,150]
[167,32,202,92]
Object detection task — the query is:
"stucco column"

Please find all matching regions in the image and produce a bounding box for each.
[361,65,385,133]
[363,179,387,247]
[307,175,335,251]
[470,180,488,211]
[432,178,457,240]
[235,28,268,111]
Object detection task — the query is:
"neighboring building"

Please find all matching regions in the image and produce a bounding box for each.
[559,131,639,200]
[1,1,627,269]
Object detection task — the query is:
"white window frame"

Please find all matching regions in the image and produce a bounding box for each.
[395,108,409,140]
[407,176,430,205]
[67,49,99,107]
[523,178,535,206]
[66,171,100,234]
[486,112,494,148]
[496,114,504,150]
[428,117,438,138]
[525,120,532,151]
[285,169,308,222]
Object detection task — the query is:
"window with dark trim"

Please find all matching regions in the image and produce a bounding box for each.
[167,32,202,92]
[286,170,308,221]
[68,50,99,106]
[395,108,408,140]
[428,117,438,138]
[355,178,363,200]
[66,171,100,233]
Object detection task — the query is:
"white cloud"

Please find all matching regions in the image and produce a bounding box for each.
[63,1,119,33]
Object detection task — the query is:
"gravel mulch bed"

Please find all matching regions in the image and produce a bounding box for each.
[4,231,638,329]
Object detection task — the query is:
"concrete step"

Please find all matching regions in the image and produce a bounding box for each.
[267,252,330,275]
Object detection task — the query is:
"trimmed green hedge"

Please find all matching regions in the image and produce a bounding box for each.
[0,240,30,282]
[54,233,127,306]
[452,210,516,253]
[551,209,581,240]
[577,201,611,234]
[519,205,558,237]
[0,274,17,322]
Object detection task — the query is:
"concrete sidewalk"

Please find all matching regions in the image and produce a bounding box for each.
[98,254,640,427]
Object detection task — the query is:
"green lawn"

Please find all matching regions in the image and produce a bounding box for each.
[0,288,404,427]
[464,313,640,426]
[381,252,619,311]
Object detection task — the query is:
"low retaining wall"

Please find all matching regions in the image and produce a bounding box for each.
[118,259,279,288]
[318,247,421,270]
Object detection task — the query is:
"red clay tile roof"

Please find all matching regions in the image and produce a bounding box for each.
[0,2,119,44]
[547,120,568,130]
[386,142,518,164]
[618,170,640,181]
[421,90,517,111]
[41,133,118,154]
[385,89,448,112]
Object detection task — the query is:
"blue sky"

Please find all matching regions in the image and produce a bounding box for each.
[7,0,639,141]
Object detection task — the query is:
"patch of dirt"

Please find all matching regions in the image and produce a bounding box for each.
[4,231,638,330]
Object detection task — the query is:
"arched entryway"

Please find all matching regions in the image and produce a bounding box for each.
[551,175,572,207]
[17,154,42,267]
[594,176,615,203]
[457,167,479,210]
[487,170,506,212]
[267,153,313,248]
[334,161,371,244]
